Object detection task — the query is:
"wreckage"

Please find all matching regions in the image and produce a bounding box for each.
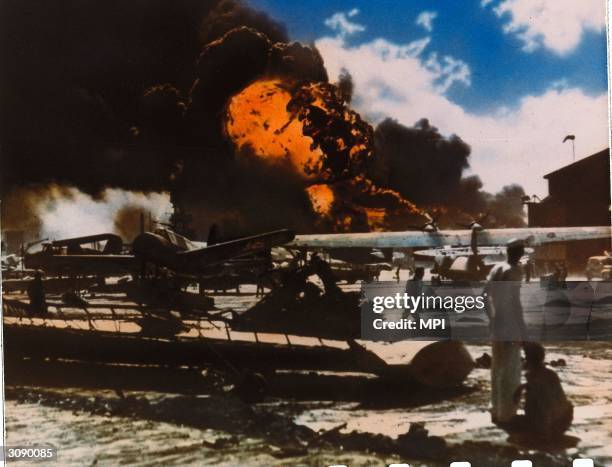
[4,244,474,388]
[3,297,473,389]
[3,223,610,390]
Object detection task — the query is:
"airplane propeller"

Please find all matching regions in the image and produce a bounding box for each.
[406,211,440,233]
[455,213,490,256]
[458,212,490,231]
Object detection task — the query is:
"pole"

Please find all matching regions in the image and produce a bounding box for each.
[572,139,575,162]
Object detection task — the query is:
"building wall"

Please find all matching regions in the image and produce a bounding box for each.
[546,149,610,202]
[527,149,611,271]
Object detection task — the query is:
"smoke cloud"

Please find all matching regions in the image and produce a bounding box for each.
[200,0,288,45]
[2,186,170,242]
[1,0,526,242]
[371,118,525,227]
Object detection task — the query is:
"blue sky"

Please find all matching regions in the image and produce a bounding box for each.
[250,0,609,195]
[252,0,607,113]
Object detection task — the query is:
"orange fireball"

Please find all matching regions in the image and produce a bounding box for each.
[225,79,322,177]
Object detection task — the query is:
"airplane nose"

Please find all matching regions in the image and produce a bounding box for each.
[132,232,158,256]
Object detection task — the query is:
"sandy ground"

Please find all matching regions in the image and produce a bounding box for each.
[293,343,612,459]
[5,340,611,466]
[4,399,396,466]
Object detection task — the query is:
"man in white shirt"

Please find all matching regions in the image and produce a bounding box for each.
[484,238,526,424]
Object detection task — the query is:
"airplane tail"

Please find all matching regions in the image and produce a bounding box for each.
[207,224,220,246]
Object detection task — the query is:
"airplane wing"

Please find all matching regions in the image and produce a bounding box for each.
[24,254,136,274]
[51,233,124,254]
[51,233,122,247]
[177,229,295,266]
[289,226,611,249]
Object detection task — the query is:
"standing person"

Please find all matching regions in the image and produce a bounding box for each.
[27,270,48,315]
[406,249,416,276]
[524,258,532,283]
[404,266,425,331]
[559,261,568,288]
[484,239,526,424]
[405,266,425,296]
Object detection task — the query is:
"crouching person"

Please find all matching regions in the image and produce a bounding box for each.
[511,342,573,439]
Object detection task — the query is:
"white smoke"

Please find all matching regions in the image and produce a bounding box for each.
[35,186,172,240]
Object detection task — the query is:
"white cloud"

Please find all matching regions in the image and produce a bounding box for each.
[485,0,606,55]
[416,11,438,32]
[324,8,365,39]
[424,53,471,92]
[316,36,608,196]
[319,35,470,96]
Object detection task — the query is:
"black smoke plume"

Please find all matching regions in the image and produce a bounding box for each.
[371,118,471,206]
[0,0,225,197]
[200,0,288,44]
[0,0,525,240]
[371,118,525,227]
[0,0,296,237]
[336,68,354,104]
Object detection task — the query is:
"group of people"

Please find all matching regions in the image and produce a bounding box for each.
[486,239,573,440]
[403,240,574,440]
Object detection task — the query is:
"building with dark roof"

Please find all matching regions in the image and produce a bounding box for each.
[527,148,611,271]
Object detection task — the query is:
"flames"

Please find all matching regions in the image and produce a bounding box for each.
[306,184,334,215]
[324,176,429,232]
[286,80,374,182]
[225,79,322,176]
[225,77,429,232]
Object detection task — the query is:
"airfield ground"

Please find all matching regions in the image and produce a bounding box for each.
[4,272,612,466]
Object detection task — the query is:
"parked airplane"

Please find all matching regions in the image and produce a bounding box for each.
[23,221,611,283]
[24,233,130,277]
[290,226,610,249]
[289,225,611,281]
[132,227,293,275]
[24,228,295,278]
